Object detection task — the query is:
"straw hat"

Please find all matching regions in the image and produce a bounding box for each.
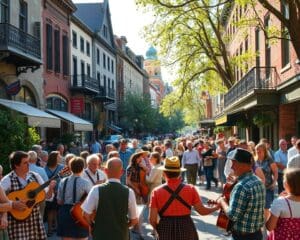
[158,156,186,172]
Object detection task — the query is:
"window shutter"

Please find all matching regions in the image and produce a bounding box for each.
[46,24,53,70]
[63,35,69,75]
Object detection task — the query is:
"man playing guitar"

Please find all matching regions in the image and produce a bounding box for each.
[0,151,55,240]
[217,148,265,240]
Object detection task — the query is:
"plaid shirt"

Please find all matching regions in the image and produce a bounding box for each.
[227,172,265,233]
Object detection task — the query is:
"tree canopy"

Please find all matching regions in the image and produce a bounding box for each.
[118,93,184,136]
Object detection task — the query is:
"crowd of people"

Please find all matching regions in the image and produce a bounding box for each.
[0,134,299,240]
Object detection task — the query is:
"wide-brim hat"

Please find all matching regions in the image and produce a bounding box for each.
[158,156,186,172]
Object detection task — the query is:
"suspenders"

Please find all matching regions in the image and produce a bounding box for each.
[158,183,191,216]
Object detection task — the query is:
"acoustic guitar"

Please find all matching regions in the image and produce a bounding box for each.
[70,193,96,230]
[208,181,236,230]
[8,167,68,220]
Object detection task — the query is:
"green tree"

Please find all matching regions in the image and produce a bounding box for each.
[135,0,248,121]
[118,93,185,135]
[0,109,40,174]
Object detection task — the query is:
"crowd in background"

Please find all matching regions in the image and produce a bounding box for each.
[0,133,299,239]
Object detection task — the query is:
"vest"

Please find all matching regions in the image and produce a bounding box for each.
[93,182,129,240]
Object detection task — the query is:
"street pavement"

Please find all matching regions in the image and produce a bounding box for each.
[48,184,229,240]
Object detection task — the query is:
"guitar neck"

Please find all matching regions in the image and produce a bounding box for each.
[32,173,59,196]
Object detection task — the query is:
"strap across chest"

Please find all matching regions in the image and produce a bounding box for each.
[85,169,99,185]
[159,183,191,216]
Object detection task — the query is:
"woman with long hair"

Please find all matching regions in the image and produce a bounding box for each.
[255,143,278,219]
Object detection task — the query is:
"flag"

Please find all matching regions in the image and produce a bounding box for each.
[5,80,21,96]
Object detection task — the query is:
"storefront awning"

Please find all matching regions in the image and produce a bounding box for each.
[215,115,228,126]
[0,99,60,128]
[107,123,122,133]
[47,109,93,131]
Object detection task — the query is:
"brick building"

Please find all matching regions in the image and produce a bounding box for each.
[216,2,300,146]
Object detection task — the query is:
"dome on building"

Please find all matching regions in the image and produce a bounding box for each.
[146,46,158,60]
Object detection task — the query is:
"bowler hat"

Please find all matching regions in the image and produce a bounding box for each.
[158,156,186,172]
[228,148,252,164]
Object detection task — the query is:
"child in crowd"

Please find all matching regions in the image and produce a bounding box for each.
[266,168,300,239]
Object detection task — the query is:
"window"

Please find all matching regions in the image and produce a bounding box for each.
[103,53,106,68]
[19,0,27,32]
[86,41,90,56]
[112,80,114,90]
[46,23,53,70]
[72,31,77,48]
[281,1,290,67]
[111,60,114,73]
[107,56,110,71]
[103,75,106,90]
[0,0,9,23]
[103,25,108,38]
[46,96,67,111]
[63,35,69,75]
[15,86,36,107]
[84,103,92,120]
[72,56,77,85]
[108,78,110,89]
[97,72,100,81]
[87,64,90,77]
[255,27,260,67]
[264,15,271,78]
[245,37,249,72]
[97,49,100,65]
[81,61,85,75]
[54,29,60,73]
[80,37,84,52]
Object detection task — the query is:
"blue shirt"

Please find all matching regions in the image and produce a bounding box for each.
[29,163,48,182]
[274,149,288,173]
[226,172,265,233]
[91,141,101,154]
[119,149,133,184]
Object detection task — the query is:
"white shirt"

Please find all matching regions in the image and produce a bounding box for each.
[287,153,300,168]
[1,171,49,193]
[82,168,107,186]
[165,148,173,158]
[81,178,137,220]
[270,197,300,218]
[288,146,298,162]
[182,149,201,166]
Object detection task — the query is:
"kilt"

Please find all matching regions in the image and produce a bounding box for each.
[57,204,89,238]
[157,215,198,240]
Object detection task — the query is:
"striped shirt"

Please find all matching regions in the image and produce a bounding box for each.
[226,172,265,233]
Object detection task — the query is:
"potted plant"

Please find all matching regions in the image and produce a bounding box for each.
[253,113,272,127]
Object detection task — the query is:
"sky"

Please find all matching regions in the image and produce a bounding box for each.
[72,0,172,81]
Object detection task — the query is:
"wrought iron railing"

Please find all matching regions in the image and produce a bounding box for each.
[99,87,115,99]
[72,75,99,92]
[224,67,279,108]
[0,23,40,59]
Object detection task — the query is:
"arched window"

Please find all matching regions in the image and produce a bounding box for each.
[46,95,67,111]
[15,86,36,107]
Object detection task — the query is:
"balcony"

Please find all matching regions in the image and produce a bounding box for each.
[71,75,99,94]
[94,86,115,103]
[224,67,279,108]
[0,23,41,67]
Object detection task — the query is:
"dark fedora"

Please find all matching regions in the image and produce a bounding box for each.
[228,148,252,164]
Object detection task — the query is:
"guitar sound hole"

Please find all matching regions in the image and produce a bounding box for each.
[26,200,36,208]
[27,191,36,199]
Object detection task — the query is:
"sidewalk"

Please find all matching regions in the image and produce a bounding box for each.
[48,184,230,240]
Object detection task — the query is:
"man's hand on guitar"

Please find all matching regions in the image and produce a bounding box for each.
[12,200,26,211]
